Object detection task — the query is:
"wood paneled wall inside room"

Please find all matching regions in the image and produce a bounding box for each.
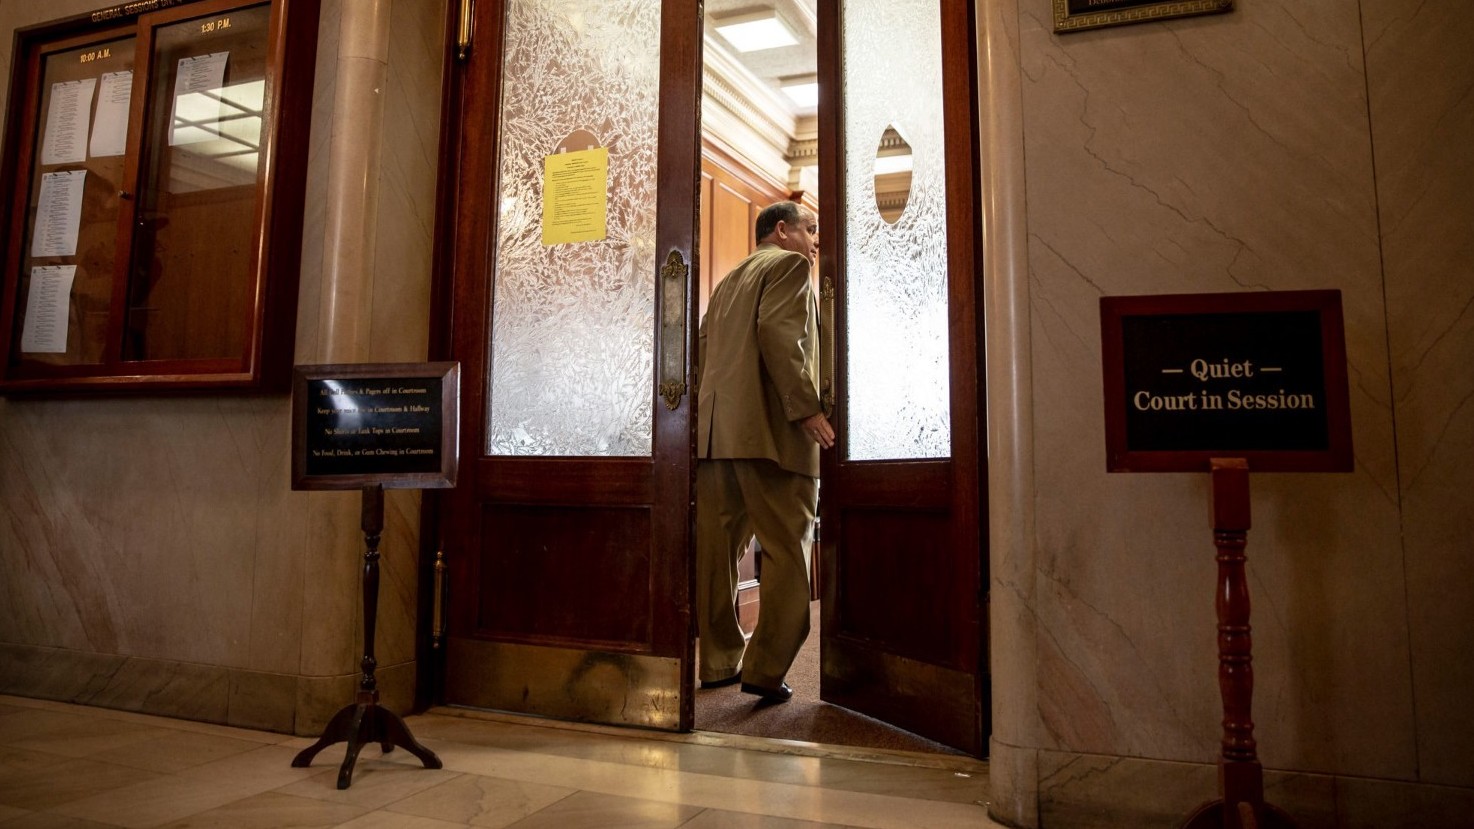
[698,144,792,317]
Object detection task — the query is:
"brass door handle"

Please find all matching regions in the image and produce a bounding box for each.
[456,0,474,59]
[821,275,836,414]
[659,250,689,411]
[432,550,447,649]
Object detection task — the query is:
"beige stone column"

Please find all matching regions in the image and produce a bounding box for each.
[316,0,392,364]
[297,0,397,732]
[978,0,1040,825]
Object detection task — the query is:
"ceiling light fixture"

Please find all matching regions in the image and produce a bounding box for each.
[713,9,799,53]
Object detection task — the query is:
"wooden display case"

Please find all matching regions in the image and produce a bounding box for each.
[0,0,318,392]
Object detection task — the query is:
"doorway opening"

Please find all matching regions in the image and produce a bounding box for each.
[432,0,985,760]
[693,0,958,758]
[695,601,966,755]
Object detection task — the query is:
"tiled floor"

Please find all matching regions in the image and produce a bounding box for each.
[0,695,995,828]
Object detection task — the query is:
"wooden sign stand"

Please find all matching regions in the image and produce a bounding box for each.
[1099,291,1352,828]
[288,363,458,789]
[1180,459,1295,829]
[291,485,443,789]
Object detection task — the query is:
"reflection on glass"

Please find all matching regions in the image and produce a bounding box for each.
[125,3,270,361]
[874,125,913,224]
[843,0,951,460]
[168,71,264,191]
[168,78,264,187]
[486,0,662,457]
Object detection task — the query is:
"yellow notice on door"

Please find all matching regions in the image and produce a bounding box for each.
[541,146,609,245]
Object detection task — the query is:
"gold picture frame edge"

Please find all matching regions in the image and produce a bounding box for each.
[1053,0,1234,34]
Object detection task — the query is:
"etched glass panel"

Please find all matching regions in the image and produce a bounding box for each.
[842,0,951,461]
[487,0,661,456]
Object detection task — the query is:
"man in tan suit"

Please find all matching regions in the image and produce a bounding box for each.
[696,201,835,702]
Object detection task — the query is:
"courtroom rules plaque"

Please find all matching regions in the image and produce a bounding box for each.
[1100,290,1352,473]
[292,362,459,490]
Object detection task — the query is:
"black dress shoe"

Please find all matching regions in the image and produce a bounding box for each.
[740,681,793,702]
[700,673,742,689]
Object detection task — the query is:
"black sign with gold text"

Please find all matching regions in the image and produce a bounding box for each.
[1101,291,1351,473]
[306,377,443,475]
[292,363,459,489]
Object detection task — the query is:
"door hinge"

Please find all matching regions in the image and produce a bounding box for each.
[432,550,448,648]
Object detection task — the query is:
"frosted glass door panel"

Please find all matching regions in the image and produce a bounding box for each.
[842,0,951,461]
[487,0,661,457]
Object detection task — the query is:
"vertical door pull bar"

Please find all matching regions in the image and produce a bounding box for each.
[431,550,448,649]
[659,250,689,410]
[821,275,836,414]
[456,0,474,60]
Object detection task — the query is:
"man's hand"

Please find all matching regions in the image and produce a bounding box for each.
[801,413,835,449]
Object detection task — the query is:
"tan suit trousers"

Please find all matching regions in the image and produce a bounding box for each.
[696,458,817,688]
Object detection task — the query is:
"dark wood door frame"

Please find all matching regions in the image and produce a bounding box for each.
[414,0,703,730]
[414,0,470,712]
[414,0,990,755]
[816,0,990,756]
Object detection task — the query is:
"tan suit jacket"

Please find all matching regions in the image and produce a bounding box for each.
[697,243,823,478]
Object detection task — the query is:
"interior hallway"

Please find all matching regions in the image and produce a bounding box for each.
[0,694,991,828]
[696,603,965,757]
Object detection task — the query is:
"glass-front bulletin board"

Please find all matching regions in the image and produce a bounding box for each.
[0,0,319,392]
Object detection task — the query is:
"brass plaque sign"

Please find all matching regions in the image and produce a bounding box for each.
[292,362,459,489]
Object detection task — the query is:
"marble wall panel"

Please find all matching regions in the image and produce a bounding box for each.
[1037,749,1342,829]
[1363,0,1474,790]
[378,490,424,668]
[227,669,298,732]
[2,411,115,652]
[296,672,358,735]
[297,491,363,678]
[0,398,296,669]
[1016,0,1415,781]
[1036,751,1218,828]
[1336,777,1474,829]
[0,644,234,725]
[81,657,231,722]
[0,644,126,700]
[245,420,309,676]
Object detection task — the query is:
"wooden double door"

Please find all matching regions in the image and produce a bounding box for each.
[432,0,987,755]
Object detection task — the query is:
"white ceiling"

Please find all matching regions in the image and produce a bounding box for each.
[704,0,819,119]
